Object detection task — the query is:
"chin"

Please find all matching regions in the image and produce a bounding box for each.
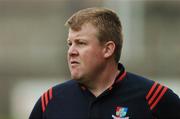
[71,74,81,80]
[70,70,81,79]
[71,74,85,82]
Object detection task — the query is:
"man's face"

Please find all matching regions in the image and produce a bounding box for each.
[67,23,106,82]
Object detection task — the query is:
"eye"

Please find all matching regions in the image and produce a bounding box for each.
[67,42,72,47]
[77,41,86,45]
[79,42,85,45]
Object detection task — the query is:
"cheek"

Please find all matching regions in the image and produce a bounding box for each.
[82,49,103,65]
[67,56,70,66]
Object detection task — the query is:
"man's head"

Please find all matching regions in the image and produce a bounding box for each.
[65,7,123,63]
[65,7,123,82]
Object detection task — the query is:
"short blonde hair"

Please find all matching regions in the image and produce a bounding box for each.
[65,7,123,63]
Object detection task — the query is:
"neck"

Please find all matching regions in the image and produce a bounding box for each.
[84,62,119,97]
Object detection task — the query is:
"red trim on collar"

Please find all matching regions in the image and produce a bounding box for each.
[115,71,126,83]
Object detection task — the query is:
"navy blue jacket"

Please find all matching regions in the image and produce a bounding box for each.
[29,64,180,119]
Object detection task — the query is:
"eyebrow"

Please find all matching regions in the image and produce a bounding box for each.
[67,38,87,42]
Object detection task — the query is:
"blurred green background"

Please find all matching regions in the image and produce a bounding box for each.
[0,0,180,119]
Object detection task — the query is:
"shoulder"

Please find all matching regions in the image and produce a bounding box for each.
[39,80,78,112]
[42,80,78,104]
[29,80,78,118]
[125,72,155,91]
[52,79,78,97]
[126,72,180,118]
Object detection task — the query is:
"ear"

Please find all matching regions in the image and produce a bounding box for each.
[103,41,116,59]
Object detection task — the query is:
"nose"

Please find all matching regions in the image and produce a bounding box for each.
[68,45,79,57]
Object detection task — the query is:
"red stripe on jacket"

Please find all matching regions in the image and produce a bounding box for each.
[146,82,168,110]
[41,88,53,112]
[150,87,168,110]
[41,94,45,112]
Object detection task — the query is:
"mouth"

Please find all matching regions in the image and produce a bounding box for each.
[70,61,80,65]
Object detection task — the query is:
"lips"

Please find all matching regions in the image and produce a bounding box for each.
[70,60,79,65]
[70,61,80,68]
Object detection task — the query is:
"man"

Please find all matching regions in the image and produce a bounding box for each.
[29,7,180,119]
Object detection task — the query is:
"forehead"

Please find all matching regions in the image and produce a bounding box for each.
[67,23,98,41]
